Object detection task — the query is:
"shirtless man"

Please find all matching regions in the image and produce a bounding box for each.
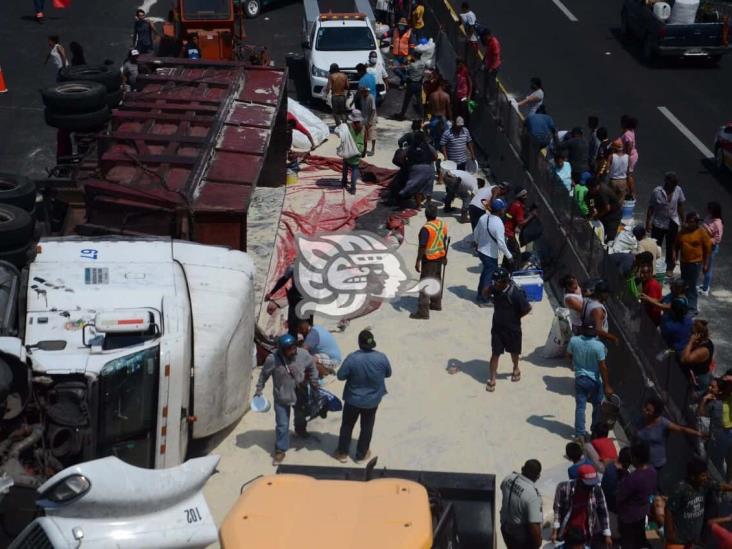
[325,63,349,126]
[427,80,452,148]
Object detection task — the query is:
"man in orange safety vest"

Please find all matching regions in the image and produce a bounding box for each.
[411,204,448,319]
[392,17,416,87]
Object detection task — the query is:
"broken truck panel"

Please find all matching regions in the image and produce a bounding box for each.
[76,58,288,251]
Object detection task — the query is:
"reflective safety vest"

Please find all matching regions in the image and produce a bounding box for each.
[392,28,412,57]
[423,219,447,260]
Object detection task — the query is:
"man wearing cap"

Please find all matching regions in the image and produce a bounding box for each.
[122,49,141,90]
[411,203,447,319]
[503,188,536,272]
[334,330,392,463]
[551,464,613,548]
[444,169,482,223]
[567,323,613,442]
[340,111,366,194]
[485,268,531,392]
[473,198,512,305]
[392,18,416,86]
[440,115,476,171]
[325,63,349,126]
[255,334,319,465]
[499,459,544,549]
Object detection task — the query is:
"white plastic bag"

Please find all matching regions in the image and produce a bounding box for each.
[542,307,572,358]
[288,97,330,147]
[608,227,637,254]
[335,123,359,159]
[291,130,311,151]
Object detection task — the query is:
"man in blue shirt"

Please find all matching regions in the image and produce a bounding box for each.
[356,63,377,99]
[334,330,392,463]
[567,323,613,442]
[297,319,342,379]
[525,105,557,149]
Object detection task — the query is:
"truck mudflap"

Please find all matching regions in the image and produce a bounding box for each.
[276,463,496,548]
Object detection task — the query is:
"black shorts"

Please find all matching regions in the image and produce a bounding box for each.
[491,327,522,355]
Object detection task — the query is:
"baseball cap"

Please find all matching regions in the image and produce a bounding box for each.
[491,198,507,211]
[455,116,465,127]
[130,49,140,56]
[577,464,600,486]
[358,329,377,350]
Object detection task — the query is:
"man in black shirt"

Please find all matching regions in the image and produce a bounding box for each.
[560,127,590,185]
[484,268,532,392]
[266,265,311,336]
[586,179,621,243]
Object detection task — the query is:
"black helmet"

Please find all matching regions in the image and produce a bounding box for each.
[492,267,510,282]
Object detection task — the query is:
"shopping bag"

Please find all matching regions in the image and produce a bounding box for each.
[542,307,572,358]
[53,0,72,7]
[335,123,359,159]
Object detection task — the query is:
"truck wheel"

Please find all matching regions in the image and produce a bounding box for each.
[44,106,111,132]
[59,64,123,92]
[244,0,261,18]
[0,174,37,212]
[0,205,34,251]
[642,35,656,64]
[41,81,107,114]
[106,88,124,109]
[0,243,33,270]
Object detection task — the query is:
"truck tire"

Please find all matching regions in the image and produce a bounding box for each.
[44,106,111,132]
[106,88,123,109]
[59,64,123,92]
[244,0,261,18]
[0,243,33,270]
[0,205,34,251]
[0,173,36,212]
[41,81,107,113]
[642,34,656,64]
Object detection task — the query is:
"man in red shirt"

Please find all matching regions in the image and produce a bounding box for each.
[502,188,536,272]
[638,264,662,325]
[482,29,501,101]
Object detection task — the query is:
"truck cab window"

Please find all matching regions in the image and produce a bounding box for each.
[316,27,376,52]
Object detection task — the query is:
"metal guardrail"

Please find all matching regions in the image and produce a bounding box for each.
[423,0,704,489]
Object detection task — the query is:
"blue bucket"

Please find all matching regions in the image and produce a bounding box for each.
[622,199,636,221]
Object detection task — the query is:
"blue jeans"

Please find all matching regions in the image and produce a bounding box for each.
[680,261,702,312]
[702,244,718,291]
[710,427,732,477]
[33,0,44,13]
[341,162,360,193]
[575,376,602,437]
[274,401,306,452]
[477,252,498,301]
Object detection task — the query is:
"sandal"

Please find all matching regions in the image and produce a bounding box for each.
[485,381,496,392]
[511,371,521,382]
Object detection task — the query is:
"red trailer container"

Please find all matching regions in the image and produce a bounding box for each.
[75,57,288,251]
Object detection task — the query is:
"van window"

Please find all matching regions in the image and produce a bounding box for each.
[316,27,376,51]
[98,346,159,467]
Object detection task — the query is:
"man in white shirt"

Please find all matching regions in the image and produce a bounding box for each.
[469,180,509,230]
[366,51,388,103]
[459,2,479,42]
[473,198,512,305]
[444,169,482,223]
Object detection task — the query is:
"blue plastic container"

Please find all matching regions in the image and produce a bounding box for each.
[511,269,544,302]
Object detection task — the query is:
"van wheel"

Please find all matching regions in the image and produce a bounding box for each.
[0,205,34,251]
[0,174,37,212]
[244,0,260,18]
[41,81,107,113]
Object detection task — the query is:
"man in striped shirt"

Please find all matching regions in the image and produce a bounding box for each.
[440,116,476,171]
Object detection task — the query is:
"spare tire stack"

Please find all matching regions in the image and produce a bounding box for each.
[0,174,37,269]
[42,64,123,133]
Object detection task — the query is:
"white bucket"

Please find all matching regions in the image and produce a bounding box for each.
[653,2,671,21]
[250,395,271,413]
[440,160,457,174]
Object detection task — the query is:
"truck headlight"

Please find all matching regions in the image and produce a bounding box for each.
[311,65,329,78]
[41,474,91,503]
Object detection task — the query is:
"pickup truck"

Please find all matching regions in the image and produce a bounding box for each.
[620,0,732,63]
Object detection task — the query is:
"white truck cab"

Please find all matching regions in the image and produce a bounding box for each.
[0,237,255,491]
[303,0,385,100]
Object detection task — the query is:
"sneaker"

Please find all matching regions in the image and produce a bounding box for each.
[698,286,710,297]
[333,452,349,463]
[355,450,372,463]
[272,451,286,465]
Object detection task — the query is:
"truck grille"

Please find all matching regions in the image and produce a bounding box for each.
[13,523,54,549]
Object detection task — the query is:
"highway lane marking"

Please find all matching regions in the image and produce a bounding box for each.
[550,0,579,22]
[657,106,714,159]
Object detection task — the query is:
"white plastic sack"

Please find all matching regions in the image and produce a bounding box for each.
[374,22,390,37]
[608,227,637,254]
[414,39,436,67]
[669,0,699,25]
[335,123,359,159]
[287,98,330,147]
[542,307,572,358]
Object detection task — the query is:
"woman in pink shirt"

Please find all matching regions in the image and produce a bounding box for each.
[701,201,724,295]
[620,115,639,197]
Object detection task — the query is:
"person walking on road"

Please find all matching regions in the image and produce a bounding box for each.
[334,330,392,463]
[674,211,711,314]
[567,322,613,443]
[325,63,349,127]
[358,85,378,156]
[340,111,366,195]
[474,199,513,305]
[647,172,685,279]
[481,29,501,100]
[411,204,447,319]
[398,52,426,119]
[485,268,531,392]
[499,459,544,549]
[551,464,613,548]
[440,116,476,170]
[45,36,68,83]
[255,334,319,465]
[391,18,416,86]
[133,9,159,54]
[619,115,639,195]
[700,201,723,296]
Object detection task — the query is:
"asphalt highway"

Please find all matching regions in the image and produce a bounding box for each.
[454,0,732,363]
